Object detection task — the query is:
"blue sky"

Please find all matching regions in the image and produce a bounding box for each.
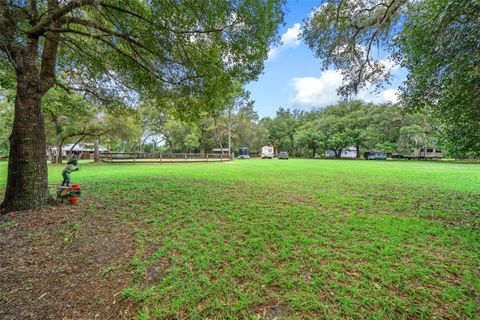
[247,0,407,118]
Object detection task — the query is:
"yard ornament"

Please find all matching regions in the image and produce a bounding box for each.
[61,158,79,187]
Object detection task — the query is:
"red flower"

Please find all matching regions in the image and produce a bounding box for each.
[67,185,81,192]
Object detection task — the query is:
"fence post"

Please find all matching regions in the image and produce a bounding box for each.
[206,153,209,163]
[134,153,136,165]
[185,153,187,163]
[160,153,162,164]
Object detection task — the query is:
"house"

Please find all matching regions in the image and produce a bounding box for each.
[324,146,357,158]
[51,142,109,160]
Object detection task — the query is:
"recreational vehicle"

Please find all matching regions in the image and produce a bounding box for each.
[261,146,274,159]
[409,147,444,160]
[238,147,250,159]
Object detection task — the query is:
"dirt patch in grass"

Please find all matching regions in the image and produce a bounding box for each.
[284,192,321,210]
[143,258,169,288]
[255,302,289,320]
[0,200,137,320]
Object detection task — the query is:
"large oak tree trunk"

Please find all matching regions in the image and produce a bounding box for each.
[56,142,63,164]
[94,139,100,162]
[139,138,145,154]
[1,18,58,213]
[47,147,55,164]
[335,149,342,158]
[228,121,232,159]
[0,80,51,212]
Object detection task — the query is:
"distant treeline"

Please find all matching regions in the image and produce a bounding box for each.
[135,100,449,158]
[0,95,474,159]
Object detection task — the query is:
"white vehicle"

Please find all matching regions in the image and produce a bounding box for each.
[261,146,274,159]
[408,147,444,160]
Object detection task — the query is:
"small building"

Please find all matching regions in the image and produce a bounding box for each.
[212,147,230,155]
[324,146,357,158]
[211,148,231,159]
[52,143,109,160]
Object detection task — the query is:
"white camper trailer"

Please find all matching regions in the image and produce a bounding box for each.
[408,147,444,160]
[261,146,274,159]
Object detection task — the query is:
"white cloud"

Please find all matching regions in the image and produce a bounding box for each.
[267,47,280,59]
[291,70,343,106]
[378,57,400,73]
[268,23,301,59]
[379,88,400,103]
[281,23,301,48]
[290,69,400,107]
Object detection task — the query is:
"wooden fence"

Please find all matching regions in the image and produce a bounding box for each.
[100,152,232,164]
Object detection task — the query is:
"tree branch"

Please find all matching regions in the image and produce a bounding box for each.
[0,0,22,64]
[69,134,87,152]
[27,0,97,36]
[59,16,152,53]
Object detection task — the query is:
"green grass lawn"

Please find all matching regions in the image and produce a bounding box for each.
[1,159,479,319]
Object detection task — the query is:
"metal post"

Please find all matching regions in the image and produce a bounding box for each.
[206,153,209,163]
[185,153,187,163]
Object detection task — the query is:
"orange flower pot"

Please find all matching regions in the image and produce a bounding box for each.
[68,196,80,205]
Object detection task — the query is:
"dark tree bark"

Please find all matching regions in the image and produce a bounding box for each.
[335,149,343,158]
[54,118,63,164]
[0,9,59,212]
[56,142,63,164]
[1,75,52,211]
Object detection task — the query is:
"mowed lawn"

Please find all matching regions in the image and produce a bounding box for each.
[1,159,479,319]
